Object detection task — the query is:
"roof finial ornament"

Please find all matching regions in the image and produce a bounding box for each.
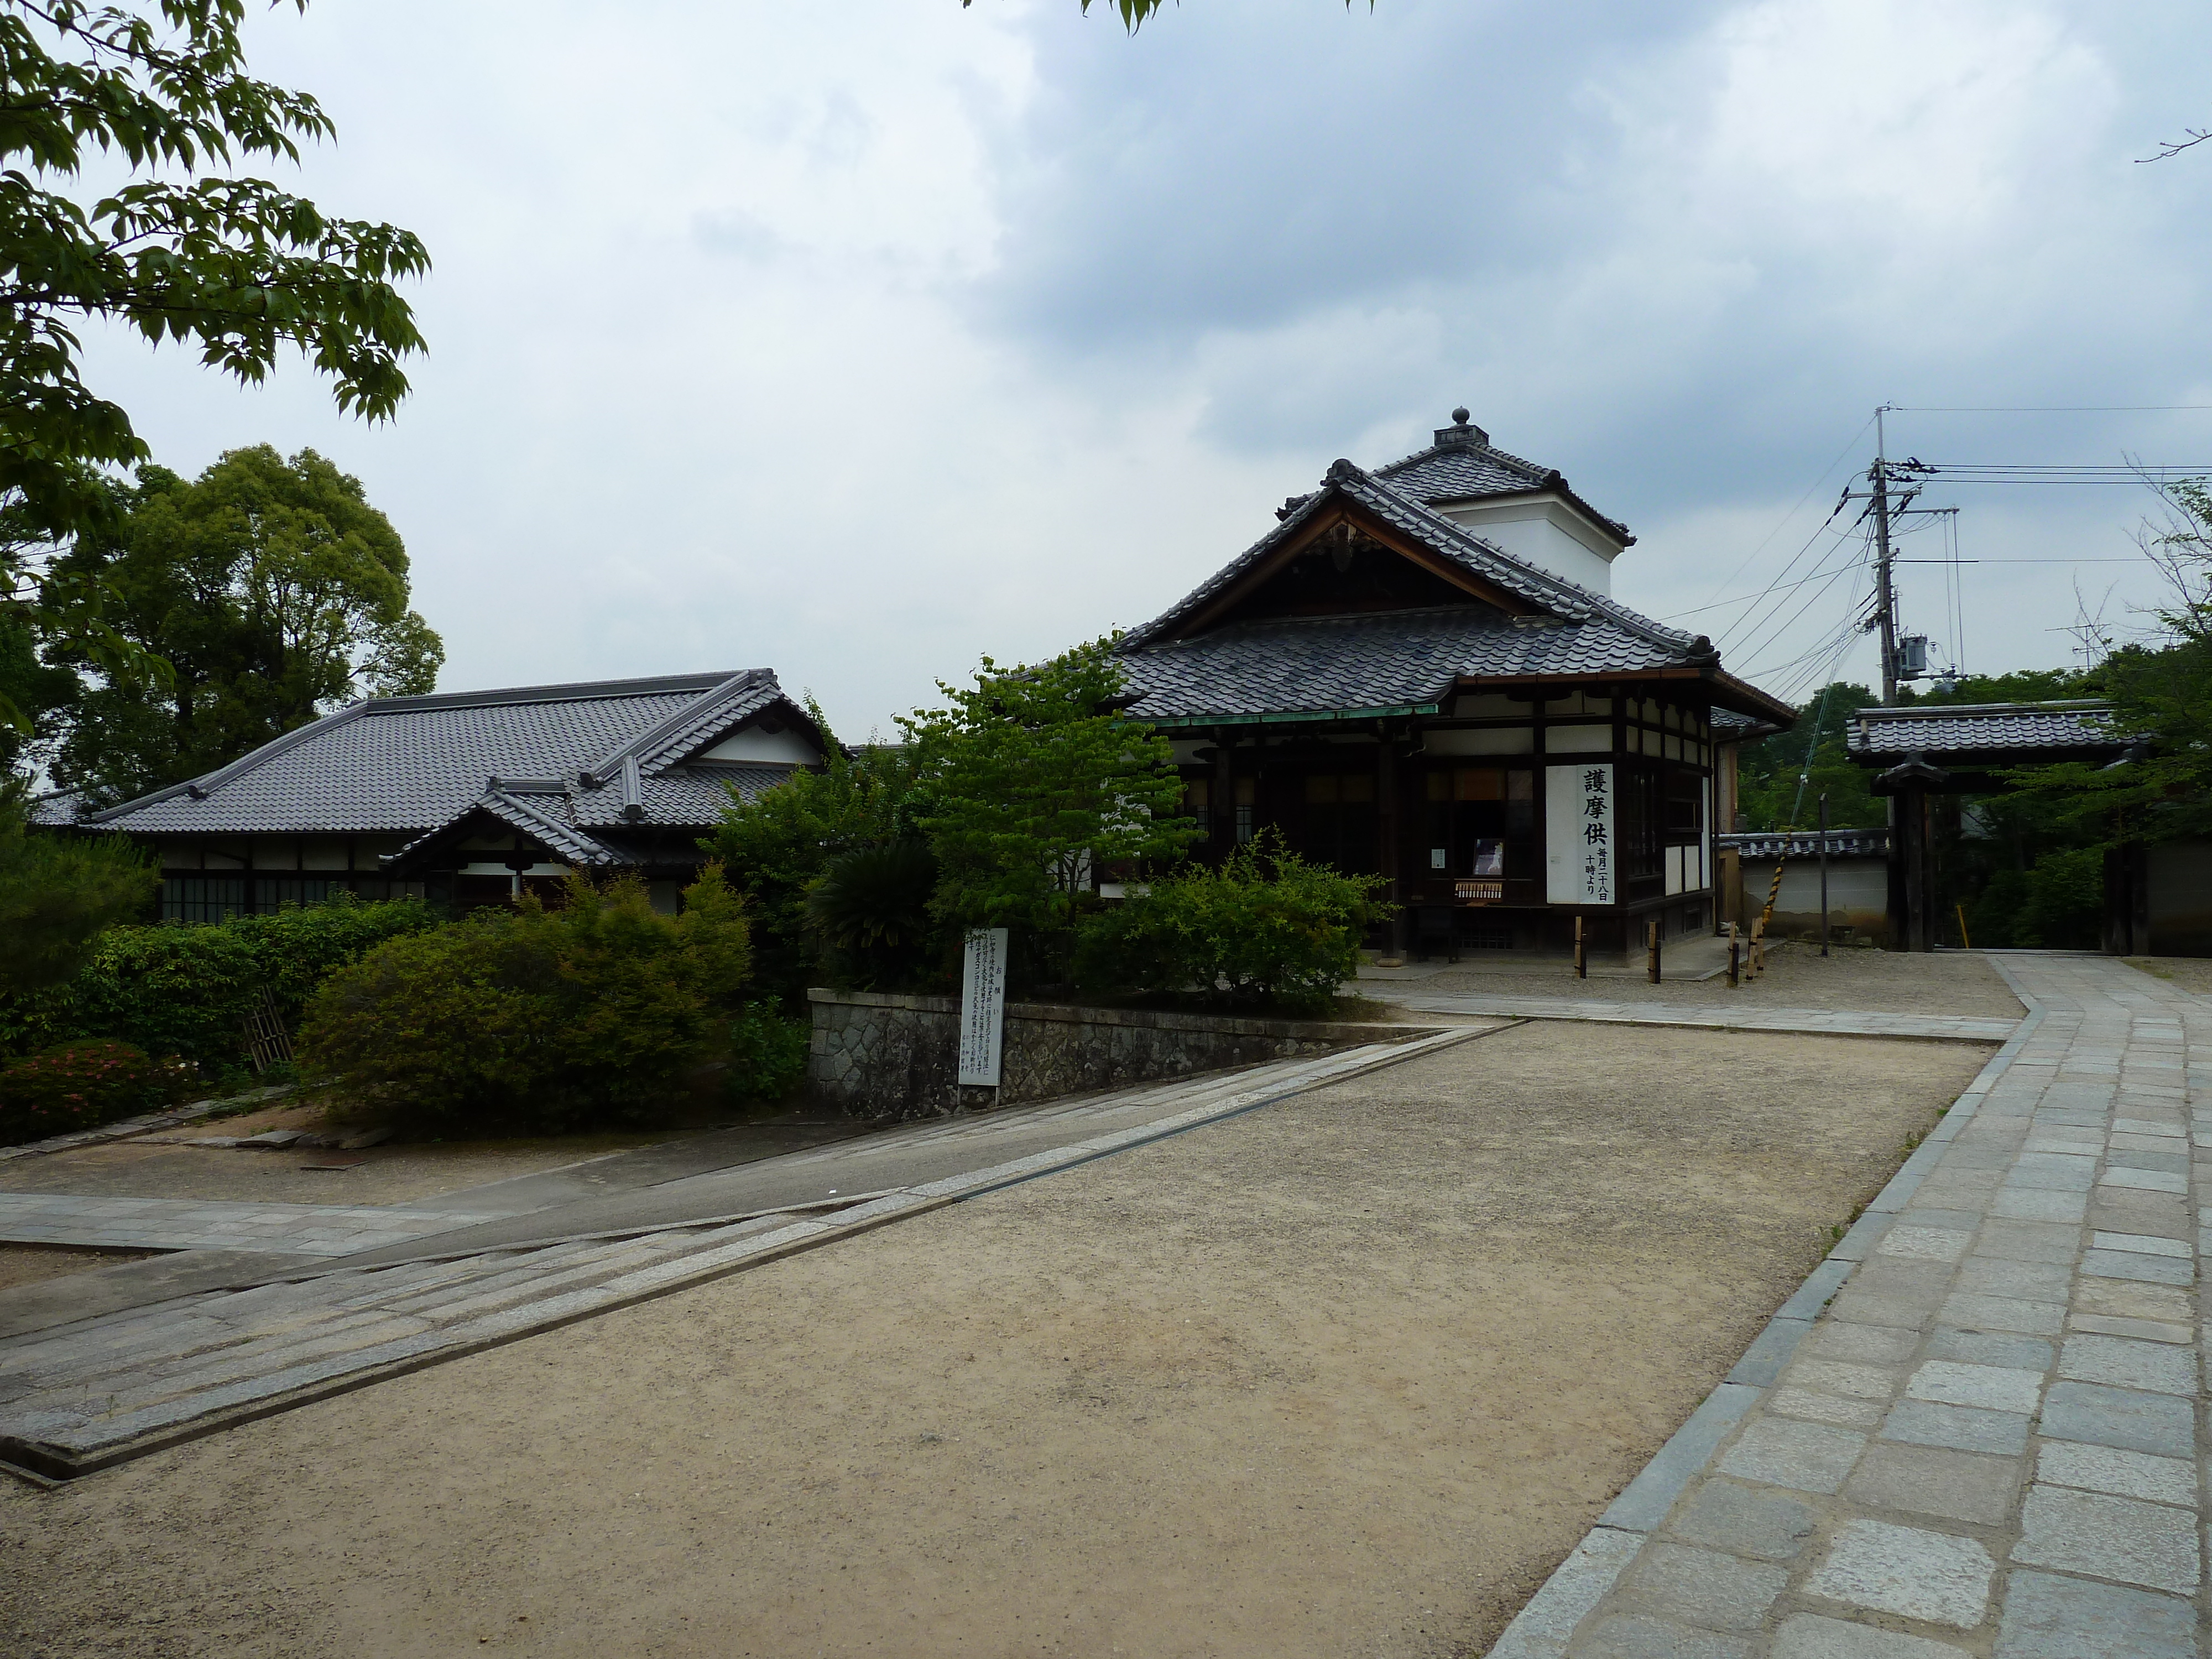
[1434,408,1488,448]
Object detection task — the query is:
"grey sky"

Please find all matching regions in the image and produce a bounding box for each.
[76,0,2212,734]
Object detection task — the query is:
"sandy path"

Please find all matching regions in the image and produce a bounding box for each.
[0,1022,1991,1659]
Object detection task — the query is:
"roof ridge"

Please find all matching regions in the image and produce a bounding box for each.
[580,669,779,782]
[1855,700,2114,718]
[367,670,749,715]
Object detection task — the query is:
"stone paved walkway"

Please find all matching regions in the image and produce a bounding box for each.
[1394,993,2022,1044]
[0,1194,512,1256]
[1489,953,2207,1659]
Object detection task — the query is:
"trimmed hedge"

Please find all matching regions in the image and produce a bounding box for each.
[299,865,764,1133]
[0,894,444,1067]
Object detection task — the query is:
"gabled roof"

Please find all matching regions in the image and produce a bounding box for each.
[1124,459,1688,654]
[1846,702,2123,761]
[85,669,815,846]
[1372,411,1635,544]
[1117,456,1792,727]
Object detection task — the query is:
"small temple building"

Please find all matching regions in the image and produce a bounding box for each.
[79,669,826,919]
[1115,410,1795,957]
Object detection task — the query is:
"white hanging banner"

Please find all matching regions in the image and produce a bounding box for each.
[957,926,1009,1087]
[1546,763,1616,905]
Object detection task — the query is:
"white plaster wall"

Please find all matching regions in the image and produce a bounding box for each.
[700,725,821,764]
[1438,499,1620,594]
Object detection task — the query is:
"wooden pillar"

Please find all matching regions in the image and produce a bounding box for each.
[1902,784,1931,954]
[1211,734,1234,859]
[1376,731,1405,959]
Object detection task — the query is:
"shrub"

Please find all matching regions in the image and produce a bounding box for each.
[0,1041,194,1146]
[1075,833,1393,1014]
[299,864,755,1133]
[727,1002,810,1104]
[805,840,941,989]
[0,892,444,1066]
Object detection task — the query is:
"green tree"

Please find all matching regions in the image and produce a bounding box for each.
[0,775,155,995]
[900,636,1196,978]
[2003,477,2212,847]
[703,698,924,1003]
[43,444,440,804]
[0,0,429,731]
[1735,682,1884,831]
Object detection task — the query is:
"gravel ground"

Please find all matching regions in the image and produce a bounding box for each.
[0,1245,152,1292]
[1396,939,2025,1018]
[0,1020,1991,1659]
[0,1092,684,1208]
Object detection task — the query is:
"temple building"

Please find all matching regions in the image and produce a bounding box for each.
[1115,410,1795,956]
[80,669,825,919]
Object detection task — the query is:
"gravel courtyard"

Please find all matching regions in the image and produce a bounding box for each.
[1,1020,1994,1659]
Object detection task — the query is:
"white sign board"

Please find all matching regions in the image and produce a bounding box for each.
[957,926,1009,1087]
[1545,763,1616,906]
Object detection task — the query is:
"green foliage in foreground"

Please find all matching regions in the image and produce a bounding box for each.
[0,1040,193,1146]
[299,867,761,1133]
[702,701,925,1004]
[1075,833,1393,1015]
[0,779,158,996]
[902,636,1195,982]
[0,0,431,732]
[0,890,441,1064]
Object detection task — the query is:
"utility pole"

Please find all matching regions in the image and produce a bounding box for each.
[1874,405,1898,705]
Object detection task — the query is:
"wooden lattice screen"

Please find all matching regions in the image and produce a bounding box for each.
[242,987,295,1073]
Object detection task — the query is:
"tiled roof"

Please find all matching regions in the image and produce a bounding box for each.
[1718,829,1892,860]
[1121,607,1700,723]
[1125,460,1699,658]
[1846,702,2122,759]
[1373,416,1634,542]
[87,671,812,855]
[1113,456,1780,724]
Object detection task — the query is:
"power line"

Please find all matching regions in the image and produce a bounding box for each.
[1891,404,2212,413]
[1691,414,1876,612]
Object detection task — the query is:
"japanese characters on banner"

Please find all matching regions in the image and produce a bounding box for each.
[1545,763,1616,906]
[957,926,1009,1087]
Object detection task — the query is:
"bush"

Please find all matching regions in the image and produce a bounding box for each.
[0,1041,194,1146]
[805,840,941,989]
[299,864,755,1134]
[0,892,444,1066]
[727,1001,810,1104]
[1075,834,1393,1014]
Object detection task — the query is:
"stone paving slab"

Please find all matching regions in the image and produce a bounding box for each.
[1485,953,2209,1659]
[1390,994,2022,1044]
[0,1029,1481,1478]
[0,1086,296,1164]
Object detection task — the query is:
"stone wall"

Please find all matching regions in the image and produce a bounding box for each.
[807,988,1421,1121]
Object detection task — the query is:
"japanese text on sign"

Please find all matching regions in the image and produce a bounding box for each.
[957,927,1009,1087]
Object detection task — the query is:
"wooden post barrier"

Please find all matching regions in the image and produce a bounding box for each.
[1726,921,1739,989]
[1647,919,1662,984]
[1574,915,1587,979]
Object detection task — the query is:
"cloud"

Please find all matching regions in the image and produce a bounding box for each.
[53,0,2212,729]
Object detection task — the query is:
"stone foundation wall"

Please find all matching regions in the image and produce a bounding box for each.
[807,988,1420,1122]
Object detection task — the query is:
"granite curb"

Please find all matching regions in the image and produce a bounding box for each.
[1482,996,2041,1657]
